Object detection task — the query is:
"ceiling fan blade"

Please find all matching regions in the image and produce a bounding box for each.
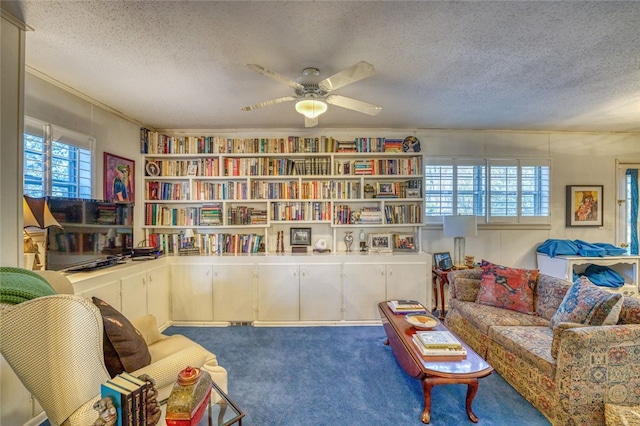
[240,96,297,112]
[326,94,382,116]
[305,116,318,128]
[318,61,376,92]
[246,64,304,91]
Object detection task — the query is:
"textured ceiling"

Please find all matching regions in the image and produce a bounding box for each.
[3,1,640,132]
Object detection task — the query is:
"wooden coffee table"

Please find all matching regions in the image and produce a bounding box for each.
[378,302,493,424]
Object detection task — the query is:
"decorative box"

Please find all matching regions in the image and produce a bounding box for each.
[165,366,212,426]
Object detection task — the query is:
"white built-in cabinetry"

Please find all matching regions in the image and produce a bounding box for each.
[537,253,640,297]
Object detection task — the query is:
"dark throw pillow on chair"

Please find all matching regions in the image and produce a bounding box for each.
[92,297,151,377]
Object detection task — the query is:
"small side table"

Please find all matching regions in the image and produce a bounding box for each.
[432,268,450,320]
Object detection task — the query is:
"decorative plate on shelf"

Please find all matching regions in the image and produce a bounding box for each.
[402,136,421,152]
[145,160,160,177]
[404,312,440,330]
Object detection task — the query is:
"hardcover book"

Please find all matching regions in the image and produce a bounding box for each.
[415,330,463,349]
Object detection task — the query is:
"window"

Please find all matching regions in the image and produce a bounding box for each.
[24,117,94,198]
[425,158,550,224]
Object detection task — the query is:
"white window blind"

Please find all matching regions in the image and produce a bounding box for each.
[23,117,94,199]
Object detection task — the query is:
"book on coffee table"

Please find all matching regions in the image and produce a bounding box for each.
[387,300,426,314]
[415,330,463,349]
[412,335,467,357]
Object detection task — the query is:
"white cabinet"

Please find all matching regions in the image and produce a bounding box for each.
[171,264,213,321]
[213,264,255,322]
[80,279,121,309]
[147,264,170,327]
[343,263,387,320]
[385,261,428,304]
[300,263,342,321]
[257,264,300,321]
[343,259,429,321]
[120,270,147,320]
[537,253,640,297]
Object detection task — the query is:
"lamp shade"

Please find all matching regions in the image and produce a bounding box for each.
[443,215,477,238]
[295,99,327,119]
[184,228,195,239]
[23,196,62,229]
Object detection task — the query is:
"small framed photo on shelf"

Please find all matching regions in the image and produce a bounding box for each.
[187,164,198,176]
[290,227,312,246]
[394,233,416,252]
[433,252,453,270]
[145,160,160,177]
[566,185,603,227]
[406,189,421,198]
[376,182,396,197]
[368,233,393,253]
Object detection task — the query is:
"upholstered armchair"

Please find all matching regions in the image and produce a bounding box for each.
[0,270,227,426]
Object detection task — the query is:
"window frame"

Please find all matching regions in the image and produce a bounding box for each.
[23,116,95,199]
[425,156,550,225]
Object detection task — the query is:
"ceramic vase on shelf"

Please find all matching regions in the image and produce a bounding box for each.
[344,231,354,252]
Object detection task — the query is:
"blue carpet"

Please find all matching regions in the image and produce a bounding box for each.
[164,325,551,426]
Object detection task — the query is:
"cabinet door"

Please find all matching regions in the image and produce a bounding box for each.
[386,262,428,306]
[257,264,299,321]
[147,264,170,327]
[343,263,386,320]
[81,279,121,311]
[120,270,147,320]
[171,264,213,321]
[300,263,342,321]
[213,264,255,322]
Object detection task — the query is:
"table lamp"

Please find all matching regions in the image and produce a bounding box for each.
[184,228,195,248]
[443,215,477,269]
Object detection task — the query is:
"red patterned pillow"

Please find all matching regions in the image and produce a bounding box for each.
[476,260,538,314]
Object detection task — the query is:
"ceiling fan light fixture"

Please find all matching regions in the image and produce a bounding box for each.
[295,99,327,119]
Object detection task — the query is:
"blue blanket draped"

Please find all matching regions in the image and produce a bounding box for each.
[537,239,627,258]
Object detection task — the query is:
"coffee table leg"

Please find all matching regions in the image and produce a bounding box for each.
[420,378,436,424]
[465,379,479,423]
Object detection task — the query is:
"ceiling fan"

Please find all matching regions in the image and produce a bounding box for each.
[241,61,382,127]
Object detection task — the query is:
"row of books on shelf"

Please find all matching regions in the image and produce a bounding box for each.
[141,130,419,155]
[145,158,220,177]
[270,201,331,221]
[100,372,149,426]
[335,157,422,176]
[148,232,264,255]
[224,157,333,177]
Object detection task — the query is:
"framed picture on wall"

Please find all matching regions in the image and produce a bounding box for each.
[104,153,135,203]
[566,185,603,227]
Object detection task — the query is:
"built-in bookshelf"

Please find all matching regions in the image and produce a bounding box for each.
[141,130,424,254]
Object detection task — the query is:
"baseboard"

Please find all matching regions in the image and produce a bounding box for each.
[24,412,47,426]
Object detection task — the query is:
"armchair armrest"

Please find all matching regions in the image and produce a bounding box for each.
[555,324,640,419]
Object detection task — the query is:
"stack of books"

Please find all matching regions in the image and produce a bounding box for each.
[387,300,426,314]
[412,330,467,357]
[100,372,148,426]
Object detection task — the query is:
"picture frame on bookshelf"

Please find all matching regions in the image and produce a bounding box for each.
[376,182,396,197]
[406,189,421,198]
[394,233,416,252]
[104,152,135,203]
[145,160,160,177]
[369,233,393,253]
[290,227,312,246]
[187,164,198,176]
[433,252,453,270]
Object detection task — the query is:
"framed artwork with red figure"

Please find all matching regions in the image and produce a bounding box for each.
[104,152,135,203]
[566,185,603,227]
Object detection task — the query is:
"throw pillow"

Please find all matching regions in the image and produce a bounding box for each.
[550,276,624,327]
[475,260,538,315]
[92,297,151,377]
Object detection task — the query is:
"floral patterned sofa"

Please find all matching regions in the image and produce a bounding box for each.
[444,267,640,425]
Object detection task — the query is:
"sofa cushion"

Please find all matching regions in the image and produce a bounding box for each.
[534,274,572,320]
[92,297,151,377]
[605,404,640,425]
[450,300,550,336]
[488,326,556,377]
[618,296,640,325]
[550,276,623,327]
[476,260,538,315]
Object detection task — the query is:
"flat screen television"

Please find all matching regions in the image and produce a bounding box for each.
[46,197,133,271]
